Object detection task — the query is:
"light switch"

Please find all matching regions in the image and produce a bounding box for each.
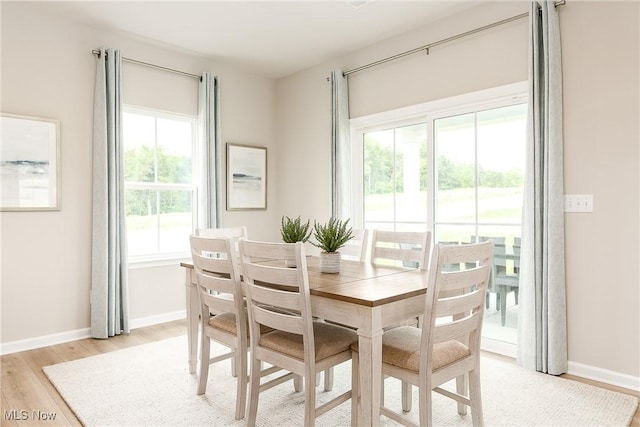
[564,194,593,212]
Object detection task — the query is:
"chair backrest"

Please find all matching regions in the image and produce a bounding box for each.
[420,241,493,372]
[340,228,369,262]
[513,237,521,272]
[196,226,248,239]
[189,235,245,334]
[239,240,316,359]
[369,230,431,270]
[196,226,248,266]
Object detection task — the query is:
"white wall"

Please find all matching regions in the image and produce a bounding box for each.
[275,1,640,384]
[0,2,280,348]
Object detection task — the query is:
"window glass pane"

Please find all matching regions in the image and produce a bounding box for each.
[158,190,193,253]
[123,108,197,259]
[434,224,476,244]
[477,104,526,224]
[156,118,193,184]
[435,113,475,223]
[123,112,156,182]
[364,129,394,226]
[126,189,159,256]
[395,124,427,225]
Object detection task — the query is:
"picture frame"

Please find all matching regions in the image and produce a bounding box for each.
[1,113,61,211]
[226,143,267,210]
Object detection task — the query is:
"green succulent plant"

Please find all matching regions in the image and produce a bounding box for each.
[311,218,354,253]
[280,215,312,243]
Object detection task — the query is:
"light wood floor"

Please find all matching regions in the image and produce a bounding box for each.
[1,319,638,426]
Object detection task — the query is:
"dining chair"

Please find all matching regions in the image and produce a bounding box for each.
[468,236,506,311]
[351,241,493,427]
[494,237,520,326]
[369,229,431,270]
[189,235,248,420]
[239,239,358,427]
[340,228,369,262]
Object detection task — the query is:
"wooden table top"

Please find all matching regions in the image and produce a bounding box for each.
[182,256,429,308]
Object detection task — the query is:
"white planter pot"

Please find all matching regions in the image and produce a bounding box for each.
[319,251,341,274]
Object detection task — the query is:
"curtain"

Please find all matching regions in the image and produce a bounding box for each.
[198,73,220,228]
[517,1,567,375]
[91,47,130,339]
[330,70,351,220]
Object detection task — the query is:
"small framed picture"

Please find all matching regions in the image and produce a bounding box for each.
[226,143,267,210]
[1,113,61,211]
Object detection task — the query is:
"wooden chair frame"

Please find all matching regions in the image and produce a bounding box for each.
[240,240,356,427]
[352,241,493,427]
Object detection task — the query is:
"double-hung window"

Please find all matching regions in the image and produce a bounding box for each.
[123,106,198,261]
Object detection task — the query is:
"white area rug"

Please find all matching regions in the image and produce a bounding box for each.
[43,335,637,426]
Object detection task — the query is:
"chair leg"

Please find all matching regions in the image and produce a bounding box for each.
[500,287,507,326]
[197,335,210,395]
[324,368,334,391]
[456,374,468,415]
[401,381,412,412]
[351,352,359,427]
[294,374,303,392]
[418,381,433,427]
[304,372,317,427]
[469,368,484,427]
[514,287,519,305]
[234,346,248,420]
[246,354,261,427]
[231,352,237,377]
[485,292,490,309]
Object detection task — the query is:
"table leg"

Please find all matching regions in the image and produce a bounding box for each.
[357,309,384,426]
[185,268,199,374]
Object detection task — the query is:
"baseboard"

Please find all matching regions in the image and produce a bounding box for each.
[128,310,186,329]
[0,310,187,356]
[481,337,518,358]
[1,327,92,356]
[568,360,640,393]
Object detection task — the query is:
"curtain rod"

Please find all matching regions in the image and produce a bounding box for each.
[91,49,201,80]
[343,0,566,77]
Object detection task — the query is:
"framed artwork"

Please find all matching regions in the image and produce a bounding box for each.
[1,113,60,211]
[226,143,267,210]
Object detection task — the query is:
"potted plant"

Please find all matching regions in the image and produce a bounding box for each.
[280,215,312,267]
[311,217,354,273]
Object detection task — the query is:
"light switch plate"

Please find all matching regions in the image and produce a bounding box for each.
[564,194,593,212]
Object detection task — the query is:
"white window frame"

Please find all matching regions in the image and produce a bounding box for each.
[123,105,200,266]
[350,81,528,232]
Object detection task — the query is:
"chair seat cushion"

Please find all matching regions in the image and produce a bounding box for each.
[259,321,357,362]
[208,312,272,336]
[351,326,470,372]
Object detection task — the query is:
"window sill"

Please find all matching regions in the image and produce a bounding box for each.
[128,255,191,270]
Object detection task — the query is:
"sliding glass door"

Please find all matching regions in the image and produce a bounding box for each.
[354,84,527,354]
[434,104,526,348]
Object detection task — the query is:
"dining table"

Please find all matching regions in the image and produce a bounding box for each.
[180,256,429,426]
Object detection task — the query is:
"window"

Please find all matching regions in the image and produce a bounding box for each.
[351,82,527,353]
[123,107,198,261]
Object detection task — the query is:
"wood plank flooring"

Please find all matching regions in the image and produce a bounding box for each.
[1,319,638,426]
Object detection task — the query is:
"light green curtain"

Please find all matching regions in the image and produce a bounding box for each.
[91,47,130,338]
[198,73,220,228]
[331,70,351,220]
[518,1,567,375]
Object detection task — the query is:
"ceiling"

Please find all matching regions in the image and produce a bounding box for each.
[37,1,483,79]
